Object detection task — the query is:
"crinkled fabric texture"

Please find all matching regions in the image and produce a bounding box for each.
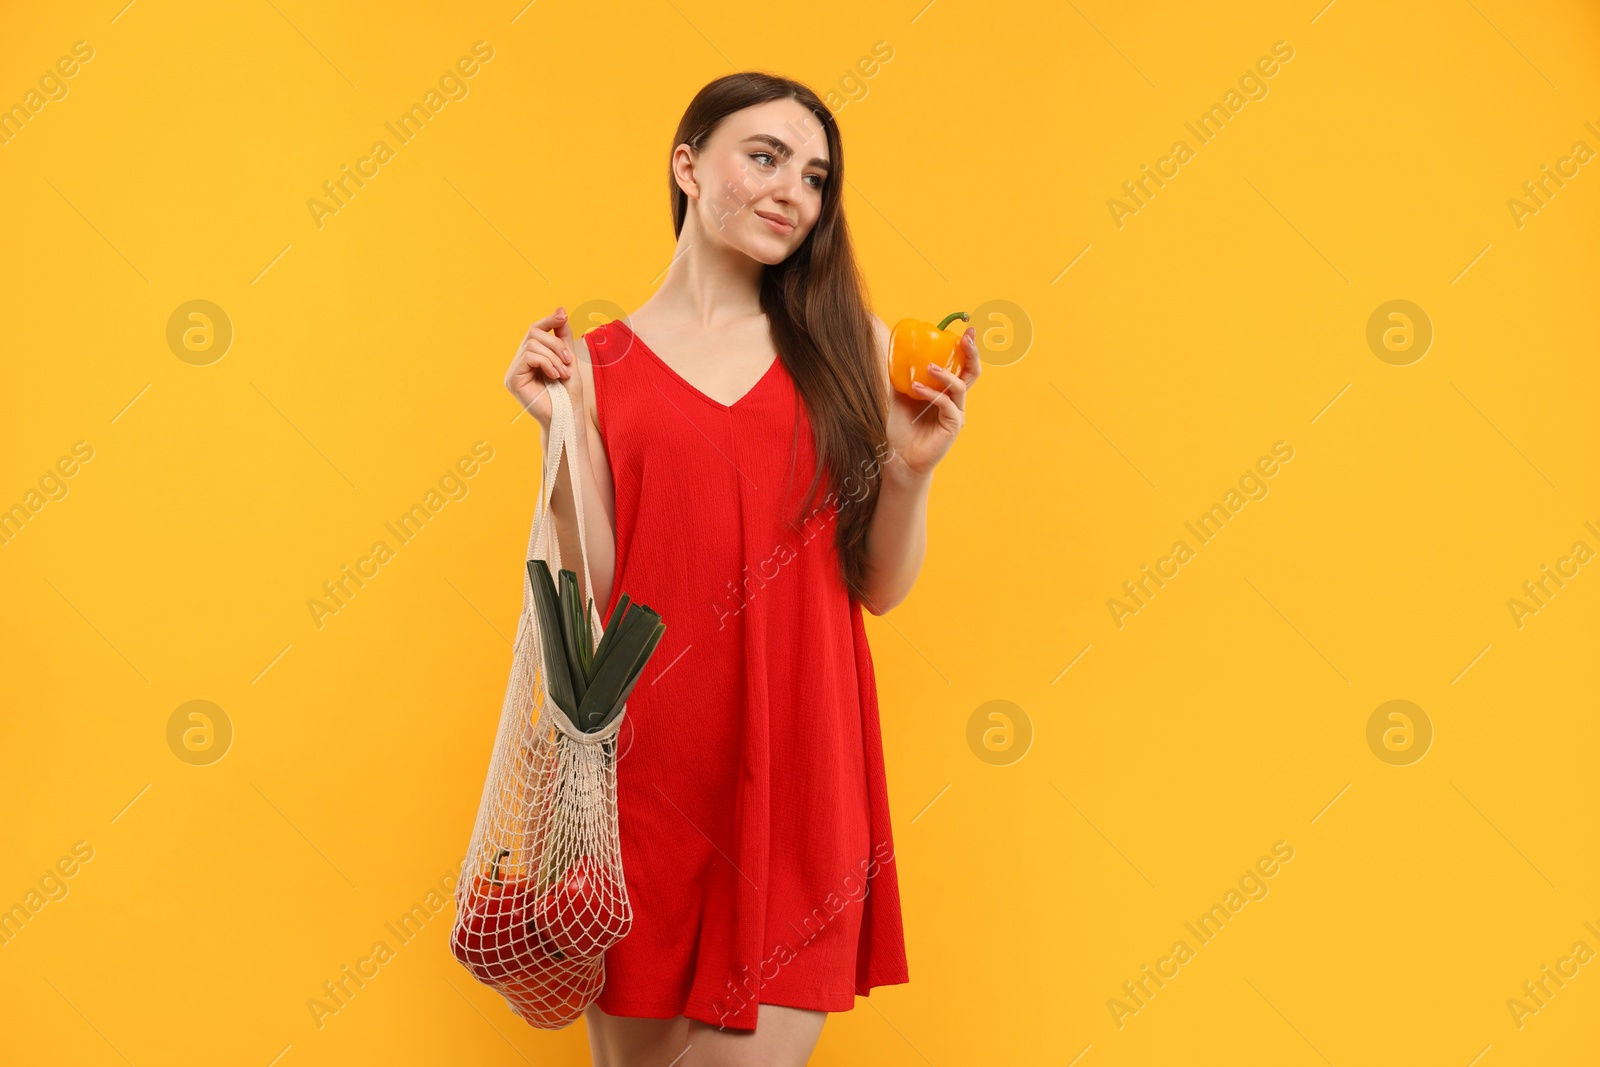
[586,319,909,1032]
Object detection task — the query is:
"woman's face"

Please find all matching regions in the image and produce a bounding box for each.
[678,98,832,264]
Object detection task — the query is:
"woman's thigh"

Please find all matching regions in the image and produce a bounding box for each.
[685,1005,828,1067]
[584,1002,827,1067]
[583,1002,690,1067]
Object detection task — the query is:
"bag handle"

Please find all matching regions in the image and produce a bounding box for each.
[524,377,602,643]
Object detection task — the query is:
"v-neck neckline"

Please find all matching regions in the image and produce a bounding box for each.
[614,319,781,412]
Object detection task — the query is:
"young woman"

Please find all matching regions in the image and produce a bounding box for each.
[502,72,979,1066]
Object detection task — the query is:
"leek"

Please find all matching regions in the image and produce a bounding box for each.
[526,559,666,734]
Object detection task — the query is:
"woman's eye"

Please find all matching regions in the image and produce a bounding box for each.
[750,152,823,191]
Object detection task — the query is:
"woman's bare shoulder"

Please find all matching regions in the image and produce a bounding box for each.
[571,332,599,430]
[869,312,891,390]
[569,330,615,517]
[869,313,890,356]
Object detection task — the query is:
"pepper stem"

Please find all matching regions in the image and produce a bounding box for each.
[937,312,971,330]
[490,846,510,885]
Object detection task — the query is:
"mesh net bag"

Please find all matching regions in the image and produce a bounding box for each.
[451,377,632,1029]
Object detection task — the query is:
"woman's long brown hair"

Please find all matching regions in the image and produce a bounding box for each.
[668,72,889,608]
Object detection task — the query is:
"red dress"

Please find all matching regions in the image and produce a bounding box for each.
[585,318,909,1031]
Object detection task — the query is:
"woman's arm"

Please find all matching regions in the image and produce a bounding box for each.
[860,449,933,616]
[858,313,979,616]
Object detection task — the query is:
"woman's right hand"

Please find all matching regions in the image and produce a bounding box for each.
[505,307,582,431]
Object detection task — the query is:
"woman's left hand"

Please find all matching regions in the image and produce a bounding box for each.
[886,327,981,479]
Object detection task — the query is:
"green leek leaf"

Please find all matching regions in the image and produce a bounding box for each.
[525,561,665,735]
[591,593,631,674]
[527,559,579,727]
[577,603,665,731]
[579,596,597,683]
[558,568,588,706]
[594,612,664,730]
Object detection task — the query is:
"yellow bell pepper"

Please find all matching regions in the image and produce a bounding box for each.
[887,311,970,397]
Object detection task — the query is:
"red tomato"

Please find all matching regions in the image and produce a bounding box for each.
[451,867,542,981]
[500,958,602,1030]
[531,856,631,959]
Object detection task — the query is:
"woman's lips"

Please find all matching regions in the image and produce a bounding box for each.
[756,211,794,234]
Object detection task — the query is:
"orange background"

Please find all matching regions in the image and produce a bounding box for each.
[2,1,1597,1064]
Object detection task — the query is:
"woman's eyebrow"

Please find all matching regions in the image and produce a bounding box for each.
[746,133,831,173]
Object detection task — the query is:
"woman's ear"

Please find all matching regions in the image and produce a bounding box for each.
[671,144,700,201]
